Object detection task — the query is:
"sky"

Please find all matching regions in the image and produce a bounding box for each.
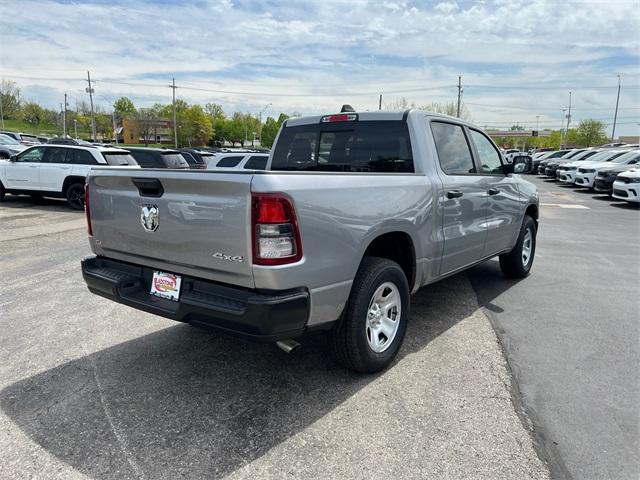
[1,0,639,136]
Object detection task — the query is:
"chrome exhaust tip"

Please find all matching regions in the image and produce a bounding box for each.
[276,339,301,353]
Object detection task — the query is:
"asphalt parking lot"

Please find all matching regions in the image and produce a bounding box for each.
[0,177,637,479]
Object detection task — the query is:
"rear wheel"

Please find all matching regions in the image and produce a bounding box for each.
[65,183,85,210]
[0,152,9,160]
[0,181,5,202]
[330,257,410,373]
[499,215,537,278]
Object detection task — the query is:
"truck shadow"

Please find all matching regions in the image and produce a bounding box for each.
[0,194,76,213]
[0,271,518,479]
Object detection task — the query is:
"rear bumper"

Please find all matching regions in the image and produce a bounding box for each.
[81,256,310,341]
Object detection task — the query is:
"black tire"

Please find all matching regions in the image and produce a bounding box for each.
[0,181,5,202]
[65,183,85,210]
[0,152,9,160]
[330,257,410,373]
[499,215,537,278]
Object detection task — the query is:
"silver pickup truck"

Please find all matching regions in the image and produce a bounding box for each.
[81,109,538,373]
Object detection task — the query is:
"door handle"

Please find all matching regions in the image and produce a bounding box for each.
[487,188,500,196]
[446,190,464,199]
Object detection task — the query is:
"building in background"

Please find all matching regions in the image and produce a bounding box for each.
[117,116,174,145]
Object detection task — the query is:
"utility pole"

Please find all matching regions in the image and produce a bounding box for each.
[0,83,4,129]
[611,74,621,142]
[63,93,67,138]
[566,91,572,132]
[112,111,118,145]
[171,78,178,148]
[560,108,567,148]
[258,103,271,146]
[379,94,382,110]
[86,71,96,141]
[456,75,462,118]
[73,119,78,139]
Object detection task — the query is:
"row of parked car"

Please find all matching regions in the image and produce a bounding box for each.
[530,145,640,205]
[0,133,269,209]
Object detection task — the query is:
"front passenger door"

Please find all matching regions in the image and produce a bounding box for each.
[4,147,45,189]
[468,129,522,257]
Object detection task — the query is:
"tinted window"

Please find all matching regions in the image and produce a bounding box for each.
[469,130,503,174]
[244,155,268,170]
[71,149,98,165]
[0,134,20,145]
[271,121,414,172]
[181,152,198,165]
[43,147,69,164]
[216,156,244,167]
[431,122,475,175]
[162,153,190,169]
[130,151,163,168]
[102,152,137,166]
[21,134,39,143]
[16,147,45,163]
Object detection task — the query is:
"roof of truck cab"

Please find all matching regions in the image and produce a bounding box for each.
[285,109,479,129]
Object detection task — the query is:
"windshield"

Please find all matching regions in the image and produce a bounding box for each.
[272,120,414,172]
[162,153,190,169]
[0,134,21,145]
[563,149,585,159]
[102,152,138,166]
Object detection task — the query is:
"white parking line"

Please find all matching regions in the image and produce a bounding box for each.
[540,203,590,209]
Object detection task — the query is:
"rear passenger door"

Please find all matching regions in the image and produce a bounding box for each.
[39,147,73,191]
[467,129,522,257]
[430,121,488,275]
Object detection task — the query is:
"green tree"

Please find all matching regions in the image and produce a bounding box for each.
[419,101,472,121]
[576,119,607,147]
[261,113,289,148]
[113,97,137,117]
[0,80,21,119]
[20,102,45,125]
[204,103,225,120]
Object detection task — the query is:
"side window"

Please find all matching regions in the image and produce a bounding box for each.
[42,147,68,164]
[16,147,45,163]
[430,122,475,175]
[243,156,268,170]
[130,151,158,168]
[469,130,503,174]
[216,156,244,167]
[72,149,98,165]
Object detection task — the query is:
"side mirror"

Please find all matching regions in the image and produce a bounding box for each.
[9,154,17,162]
[512,155,532,174]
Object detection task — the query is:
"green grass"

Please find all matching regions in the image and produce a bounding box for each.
[1,119,65,136]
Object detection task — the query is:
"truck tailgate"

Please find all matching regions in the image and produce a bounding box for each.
[88,169,255,288]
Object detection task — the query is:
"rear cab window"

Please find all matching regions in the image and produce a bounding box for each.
[271,120,414,172]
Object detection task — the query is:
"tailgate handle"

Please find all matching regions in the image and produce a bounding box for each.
[132,178,164,197]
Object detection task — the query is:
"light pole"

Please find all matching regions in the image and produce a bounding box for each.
[73,119,78,139]
[611,74,621,142]
[560,109,566,148]
[259,103,272,146]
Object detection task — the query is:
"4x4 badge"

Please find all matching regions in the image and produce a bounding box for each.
[140,204,159,232]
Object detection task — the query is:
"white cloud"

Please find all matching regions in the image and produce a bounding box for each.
[0,0,638,135]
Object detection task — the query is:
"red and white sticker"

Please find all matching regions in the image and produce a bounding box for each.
[150,271,182,301]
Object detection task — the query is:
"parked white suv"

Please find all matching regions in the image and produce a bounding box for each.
[612,169,640,203]
[0,144,139,209]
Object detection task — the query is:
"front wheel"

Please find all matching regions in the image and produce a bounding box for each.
[499,215,537,278]
[65,183,85,210]
[0,181,5,202]
[330,257,410,373]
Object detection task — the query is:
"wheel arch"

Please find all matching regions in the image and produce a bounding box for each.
[360,231,417,291]
[62,176,87,196]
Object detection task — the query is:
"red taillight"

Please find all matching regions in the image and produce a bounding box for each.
[251,193,302,266]
[256,197,290,223]
[85,182,92,236]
